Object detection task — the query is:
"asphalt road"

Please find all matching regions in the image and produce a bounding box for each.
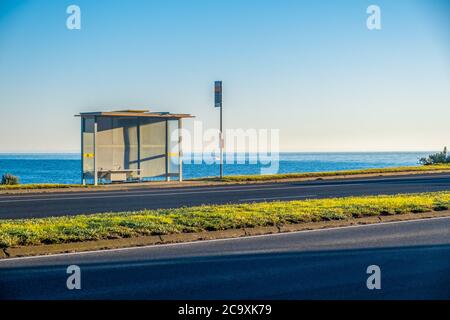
[0,216,449,299]
[0,173,450,219]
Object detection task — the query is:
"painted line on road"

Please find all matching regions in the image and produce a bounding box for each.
[0,184,364,203]
[0,173,450,202]
[1,174,449,201]
[1,215,449,264]
[239,195,316,201]
[0,183,293,200]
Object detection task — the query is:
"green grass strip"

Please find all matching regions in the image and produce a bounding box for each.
[0,191,449,248]
[0,184,89,190]
[196,164,450,182]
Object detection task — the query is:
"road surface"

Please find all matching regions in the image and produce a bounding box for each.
[0,173,449,219]
[1,216,449,299]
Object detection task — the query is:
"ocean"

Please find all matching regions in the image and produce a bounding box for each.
[0,152,433,185]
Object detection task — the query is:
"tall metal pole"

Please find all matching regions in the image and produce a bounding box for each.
[215,80,224,179]
[220,103,223,179]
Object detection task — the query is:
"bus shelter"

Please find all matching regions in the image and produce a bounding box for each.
[77,110,193,185]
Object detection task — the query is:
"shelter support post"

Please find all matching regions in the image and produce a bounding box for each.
[178,119,183,182]
[165,120,170,182]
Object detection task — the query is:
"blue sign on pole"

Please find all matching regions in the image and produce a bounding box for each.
[214,81,222,108]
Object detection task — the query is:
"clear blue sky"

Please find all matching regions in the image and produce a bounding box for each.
[0,0,449,152]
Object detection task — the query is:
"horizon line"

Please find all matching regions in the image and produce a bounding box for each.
[0,150,440,154]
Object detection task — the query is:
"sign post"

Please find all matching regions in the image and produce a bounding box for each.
[215,81,223,179]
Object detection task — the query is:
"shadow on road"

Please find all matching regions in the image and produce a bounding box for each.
[1,244,449,300]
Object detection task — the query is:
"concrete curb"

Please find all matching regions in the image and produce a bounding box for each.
[1,210,450,259]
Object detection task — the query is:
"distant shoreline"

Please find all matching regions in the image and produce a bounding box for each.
[0,151,440,155]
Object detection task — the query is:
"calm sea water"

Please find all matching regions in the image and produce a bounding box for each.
[0,152,432,184]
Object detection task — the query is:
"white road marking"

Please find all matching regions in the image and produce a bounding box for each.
[0,183,290,199]
[1,173,448,201]
[1,215,448,264]
[0,184,364,203]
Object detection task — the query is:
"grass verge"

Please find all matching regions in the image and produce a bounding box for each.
[197,164,450,182]
[1,191,449,249]
[0,183,89,190]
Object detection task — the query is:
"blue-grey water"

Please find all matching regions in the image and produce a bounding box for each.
[0,152,433,185]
